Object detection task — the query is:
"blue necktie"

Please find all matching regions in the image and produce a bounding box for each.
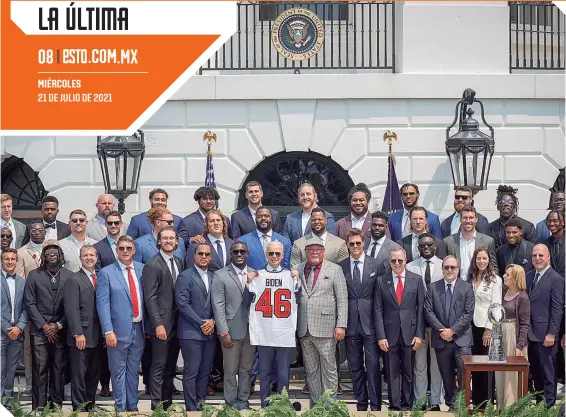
[353,261,362,292]
[216,241,224,266]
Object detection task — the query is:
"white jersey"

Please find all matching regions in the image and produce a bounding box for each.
[248,269,299,347]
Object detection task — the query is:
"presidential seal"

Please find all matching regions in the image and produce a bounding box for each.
[271,8,324,61]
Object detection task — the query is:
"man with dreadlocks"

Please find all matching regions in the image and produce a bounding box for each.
[488,185,538,249]
[24,240,74,409]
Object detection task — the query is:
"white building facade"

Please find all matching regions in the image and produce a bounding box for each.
[2,2,565,228]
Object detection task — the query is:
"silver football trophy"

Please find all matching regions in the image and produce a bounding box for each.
[487,303,506,362]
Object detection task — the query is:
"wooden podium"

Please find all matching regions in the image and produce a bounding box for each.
[462,355,530,414]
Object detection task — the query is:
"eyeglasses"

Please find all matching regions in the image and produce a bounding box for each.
[418,242,435,248]
[158,219,174,225]
[454,194,470,200]
[196,252,211,257]
[267,251,282,257]
[348,241,363,247]
[106,221,121,226]
[499,200,514,205]
[71,218,86,223]
[232,249,248,255]
[117,246,134,252]
[44,249,59,256]
[443,265,458,271]
[390,259,404,264]
[0,234,11,239]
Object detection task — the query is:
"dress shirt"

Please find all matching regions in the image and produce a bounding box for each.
[459,232,476,277]
[249,207,257,223]
[444,279,456,291]
[82,268,97,287]
[107,236,117,257]
[317,231,328,246]
[44,221,57,241]
[199,210,206,221]
[533,265,551,285]
[411,233,421,261]
[231,264,248,288]
[29,241,44,256]
[118,261,142,322]
[195,266,209,292]
[160,249,178,279]
[450,212,461,235]
[367,235,386,258]
[402,208,411,237]
[257,229,273,251]
[393,270,406,290]
[350,254,365,283]
[301,212,311,235]
[69,234,89,251]
[420,257,436,282]
[351,214,367,231]
[3,271,16,322]
[209,235,226,266]
[266,264,282,273]
[2,219,16,248]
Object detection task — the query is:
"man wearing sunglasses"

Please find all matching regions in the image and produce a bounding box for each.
[424,256,475,412]
[126,189,182,241]
[440,187,489,239]
[1,227,13,251]
[536,191,565,242]
[58,209,97,272]
[86,194,116,242]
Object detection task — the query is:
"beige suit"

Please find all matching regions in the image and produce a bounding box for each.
[58,235,97,272]
[86,215,108,242]
[291,232,349,269]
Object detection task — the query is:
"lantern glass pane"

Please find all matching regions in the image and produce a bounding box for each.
[465,152,481,189]
[449,151,464,187]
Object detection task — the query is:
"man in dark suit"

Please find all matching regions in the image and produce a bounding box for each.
[543,210,565,278]
[126,188,182,240]
[22,196,71,245]
[335,184,373,243]
[387,184,441,242]
[536,191,565,241]
[440,186,489,238]
[175,243,217,411]
[179,186,231,249]
[230,181,281,239]
[24,240,73,409]
[397,206,447,264]
[526,244,565,408]
[375,247,425,411]
[364,211,401,276]
[339,228,382,411]
[142,226,183,410]
[424,255,475,411]
[63,244,101,411]
[496,219,535,275]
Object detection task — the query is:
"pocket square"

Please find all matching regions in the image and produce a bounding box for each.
[522,259,528,265]
[324,276,329,280]
[370,272,376,277]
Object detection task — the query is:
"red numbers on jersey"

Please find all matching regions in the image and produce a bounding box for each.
[255,288,292,318]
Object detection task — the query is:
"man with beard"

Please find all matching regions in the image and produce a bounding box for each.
[231,181,281,239]
[365,211,402,283]
[440,187,489,238]
[22,196,71,245]
[1,227,13,251]
[86,194,116,242]
[179,187,232,248]
[335,184,372,242]
[488,184,537,249]
[127,189,183,240]
[1,194,26,249]
[496,219,535,275]
[388,184,441,242]
[238,207,291,270]
[24,240,73,409]
[536,191,565,241]
[134,208,186,264]
[543,210,565,277]
[282,183,336,244]
[397,206,447,264]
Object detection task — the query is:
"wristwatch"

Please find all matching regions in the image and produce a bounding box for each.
[56,322,63,330]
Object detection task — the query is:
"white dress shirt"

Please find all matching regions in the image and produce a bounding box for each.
[459,232,476,278]
[3,271,16,322]
[82,268,97,287]
[402,208,411,237]
[350,254,365,283]
[118,261,143,322]
[257,229,273,252]
[317,231,328,246]
[160,249,178,279]
[195,266,210,292]
[393,270,406,290]
[44,221,58,241]
[351,214,367,231]
[367,235,386,258]
[301,212,311,234]
[2,219,16,248]
[232,264,249,288]
[450,212,461,235]
[209,235,226,266]
[249,207,257,223]
[411,233,421,261]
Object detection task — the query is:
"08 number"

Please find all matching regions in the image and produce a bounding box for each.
[38,49,53,64]
[255,288,291,318]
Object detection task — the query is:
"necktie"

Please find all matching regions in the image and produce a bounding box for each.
[126,267,140,318]
[216,240,224,266]
[531,272,541,292]
[370,241,378,258]
[552,240,561,269]
[91,273,96,288]
[261,234,269,252]
[445,283,453,324]
[402,213,411,237]
[424,260,431,287]
[307,265,316,291]
[5,273,15,279]
[353,261,362,292]
[170,258,178,282]
[44,223,55,229]
[396,276,404,304]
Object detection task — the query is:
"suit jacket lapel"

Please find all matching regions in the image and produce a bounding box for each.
[79,269,95,294]
[400,274,413,305]
[54,271,70,306]
[244,207,256,232]
[26,245,41,268]
[251,234,266,265]
[157,255,174,287]
[452,235,461,263]
[1,278,11,305]
[343,261,357,296]
[227,265,243,293]
[191,267,208,297]
[206,236,222,268]
[114,263,132,302]
[311,261,326,292]
[438,281,447,323]
[195,211,205,229]
[387,274,399,306]
[360,259,372,294]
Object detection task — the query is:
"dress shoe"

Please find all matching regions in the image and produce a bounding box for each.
[290,361,303,368]
[207,386,215,396]
[429,405,441,411]
[302,384,309,394]
[99,387,111,397]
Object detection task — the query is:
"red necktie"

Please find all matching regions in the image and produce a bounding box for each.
[91,273,96,288]
[126,267,139,318]
[396,276,404,304]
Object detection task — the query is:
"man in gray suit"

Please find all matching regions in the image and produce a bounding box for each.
[406,233,444,411]
[1,194,26,249]
[58,210,97,273]
[86,194,115,242]
[365,211,401,276]
[443,205,498,278]
[296,236,348,405]
[211,241,256,411]
[1,248,28,409]
[424,255,475,411]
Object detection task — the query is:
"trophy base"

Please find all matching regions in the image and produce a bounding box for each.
[487,359,507,363]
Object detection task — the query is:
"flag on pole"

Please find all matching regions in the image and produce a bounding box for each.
[204,131,219,208]
[381,131,403,214]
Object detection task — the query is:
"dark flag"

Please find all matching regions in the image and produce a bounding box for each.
[204,131,219,208]
[382,131,403,214]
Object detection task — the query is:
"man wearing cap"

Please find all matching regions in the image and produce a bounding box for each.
[24,240,74,409]
[295,235,348,406]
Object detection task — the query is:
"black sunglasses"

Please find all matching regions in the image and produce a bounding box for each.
[1,234,11,239]
[267,251,282,257]
[232,249,248,255]
[443,265,458,271]
[348,241,363,247]
[196,251,211,257]
[106,221,121,226]
[419,242,435,248]
[158,219,174,225]
[390,259,404,264]
[71,218,86,223]
[454,194,470,200]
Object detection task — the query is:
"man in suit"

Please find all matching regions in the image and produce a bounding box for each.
[1,248,28,409]
[230,181,281,239]
[496,219,535,275]
[295,236,348,405]
[424,255,475,411]
[179,187,231,249]
[388,184,441,242]
[96,235,145,412]
[365,211,402,276]
[176,243,217,411]
[58,209,97,273]
[440,186,490,238]
[86,194,115,242]
[339,229,382,411]
[211,242,256,410]
[22,196,71,245]
[63,244,101,411]
[335,184,372,242]
[282,182,336,244]
[536,191,565,241]
[375,247,425,411]
[1,194,26,249]
[142,226,183,410]
[543,210,565,278]
[238,206,292,270]
[526,244,565,408]
[444,205,498,277]
[397,206,447,264]
[24,240,73,409]
[126,188,183,240]
[406,233,445,411]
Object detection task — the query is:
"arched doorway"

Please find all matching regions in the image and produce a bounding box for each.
[238,151,355,225]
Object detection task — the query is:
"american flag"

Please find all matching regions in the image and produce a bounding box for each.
[382,151,403,215]
[205,146,219,208]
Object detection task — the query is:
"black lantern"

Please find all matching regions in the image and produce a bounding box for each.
[445,88,495,194]
[97,131,145,214]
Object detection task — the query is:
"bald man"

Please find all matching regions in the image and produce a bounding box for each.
[86,195,116,242]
